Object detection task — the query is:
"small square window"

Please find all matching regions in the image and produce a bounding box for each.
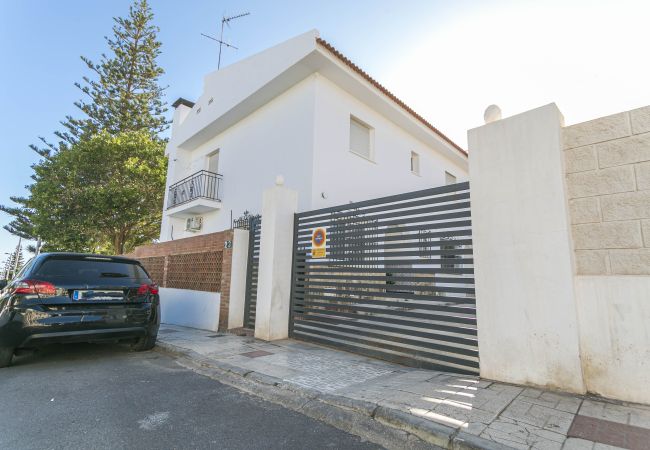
[349,116,372,160]
[410,151,420,175]
[445,171,457,185]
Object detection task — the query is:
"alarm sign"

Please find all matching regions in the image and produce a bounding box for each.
[311,227,327,258]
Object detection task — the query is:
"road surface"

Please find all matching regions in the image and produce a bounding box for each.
[0,343,380,450]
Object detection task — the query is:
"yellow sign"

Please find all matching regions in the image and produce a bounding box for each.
[311,227,327,259]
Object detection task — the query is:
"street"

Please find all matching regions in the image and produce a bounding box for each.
[0,343,380,450]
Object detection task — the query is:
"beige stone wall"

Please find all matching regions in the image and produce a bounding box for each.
[564,106,650,275]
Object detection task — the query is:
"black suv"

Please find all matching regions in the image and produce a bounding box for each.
[0,253,160,367]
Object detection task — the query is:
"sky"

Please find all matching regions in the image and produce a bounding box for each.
[1,0,649,259]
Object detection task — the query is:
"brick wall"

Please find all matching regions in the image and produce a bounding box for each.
[125,230,234,330]
[564,106,650,275]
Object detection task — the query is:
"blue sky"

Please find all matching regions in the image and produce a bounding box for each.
[1,0,649,259]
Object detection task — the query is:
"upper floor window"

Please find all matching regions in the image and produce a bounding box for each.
[410,151,420,175]
[206,150,220,174]
[445,171,457,185]
[349,116,373,160]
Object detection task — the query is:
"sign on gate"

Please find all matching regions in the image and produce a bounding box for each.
[311,227,327,258]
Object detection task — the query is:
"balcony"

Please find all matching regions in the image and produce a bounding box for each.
[166,170,223,217]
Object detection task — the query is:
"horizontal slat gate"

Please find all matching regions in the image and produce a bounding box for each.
[244,218,262,329]
[289,182,478,375]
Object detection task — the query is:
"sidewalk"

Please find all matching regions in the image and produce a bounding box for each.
[156,324,650,450]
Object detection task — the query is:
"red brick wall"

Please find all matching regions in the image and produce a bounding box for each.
[125,230,234,331]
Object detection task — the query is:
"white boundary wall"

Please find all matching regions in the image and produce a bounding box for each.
[468,104,586,393]
[469,103,650,404]
[159,288,220,332]
[227,228,249,329]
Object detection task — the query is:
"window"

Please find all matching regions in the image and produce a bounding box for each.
[349,116,372,160]
[410,151,420,175]
[206,150,219,174]
[445,171,457,185]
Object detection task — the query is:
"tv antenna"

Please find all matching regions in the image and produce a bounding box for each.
[201,12,250,69]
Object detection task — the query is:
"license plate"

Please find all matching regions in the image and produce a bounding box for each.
[72,290,123,301]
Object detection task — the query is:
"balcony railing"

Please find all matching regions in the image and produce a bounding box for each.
[167,170,223,210]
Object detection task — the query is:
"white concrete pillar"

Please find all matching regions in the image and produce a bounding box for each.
[468,103,586,393]
[254,178,298,341]
[227,228,249,329]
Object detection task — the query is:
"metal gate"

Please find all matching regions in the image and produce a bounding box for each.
[243,217,262,329]
[289,182,478,374]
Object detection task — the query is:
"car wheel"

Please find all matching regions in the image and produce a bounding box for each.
[131,334,156,352]
[0,347,14,368]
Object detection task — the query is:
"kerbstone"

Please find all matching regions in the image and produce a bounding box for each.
[566,166,635,198]
[631,105,650,135]
[596,133,650,168]
[610,249,650,275]
[600,190,650,221]
[636,161,650,190]
[563,112,631,149]
[569,198,601,224]
[572,221,642,250]
[565,146,597,173]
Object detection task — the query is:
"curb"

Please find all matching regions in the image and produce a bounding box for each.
[155,341,513,450]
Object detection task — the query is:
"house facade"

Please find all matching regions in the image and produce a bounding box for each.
[160,30,467,241]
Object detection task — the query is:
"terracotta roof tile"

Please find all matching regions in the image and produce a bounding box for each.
[316,38,467,158]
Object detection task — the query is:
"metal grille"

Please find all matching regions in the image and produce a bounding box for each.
[167,170,223,209]
[243,217,262,329]
[166,251,223,292]
[137,256,165,285]
[290,182,478,375]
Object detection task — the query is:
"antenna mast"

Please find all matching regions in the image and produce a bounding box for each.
[201,12,250,69]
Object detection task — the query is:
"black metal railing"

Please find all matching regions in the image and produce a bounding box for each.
[167,170,223,209]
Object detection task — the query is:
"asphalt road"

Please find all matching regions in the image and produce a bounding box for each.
[0,343,381,450]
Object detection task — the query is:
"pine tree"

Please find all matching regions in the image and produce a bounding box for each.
[3,240,24,280]
[1,0,169,251]
[58,0,168,144]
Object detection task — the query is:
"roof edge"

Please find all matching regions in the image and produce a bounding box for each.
[315,38,467,158]
[172,97,195,109]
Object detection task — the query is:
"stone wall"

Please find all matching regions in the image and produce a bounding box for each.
[564,106,650,275]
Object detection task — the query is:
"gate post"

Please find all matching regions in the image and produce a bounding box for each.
[254,177,298,341]
[227,227,249,329]
[468,104,586,393]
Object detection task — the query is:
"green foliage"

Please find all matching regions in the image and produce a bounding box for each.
[59,0,168,145]
[2,240,24,280]
[20,132,166,255]
[1,0,168,254]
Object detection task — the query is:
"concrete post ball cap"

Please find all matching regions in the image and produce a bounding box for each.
[484,105,502,124]
[275,175,285,186]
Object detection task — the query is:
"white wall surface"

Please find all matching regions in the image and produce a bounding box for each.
[468,103,586,393]
[160,76,316,241]
[159,288,220,332]
[310,75,468,208]
[254,184,298,341]
[227,228,249,329]
[575,276,650,404]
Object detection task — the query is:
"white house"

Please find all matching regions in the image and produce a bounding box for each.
[160,30,467,241]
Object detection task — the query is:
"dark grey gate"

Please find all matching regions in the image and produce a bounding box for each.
[289,182,478,374]
[243,217,262,329]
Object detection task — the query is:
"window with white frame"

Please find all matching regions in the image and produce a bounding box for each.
[410,151,420,175]
[349,116,372,160]
[445,171,457,185]
[206,150,219,174]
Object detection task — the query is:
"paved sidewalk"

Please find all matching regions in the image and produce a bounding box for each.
[157,324,650,450]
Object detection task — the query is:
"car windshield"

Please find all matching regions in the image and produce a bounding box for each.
[33,257,149,282]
